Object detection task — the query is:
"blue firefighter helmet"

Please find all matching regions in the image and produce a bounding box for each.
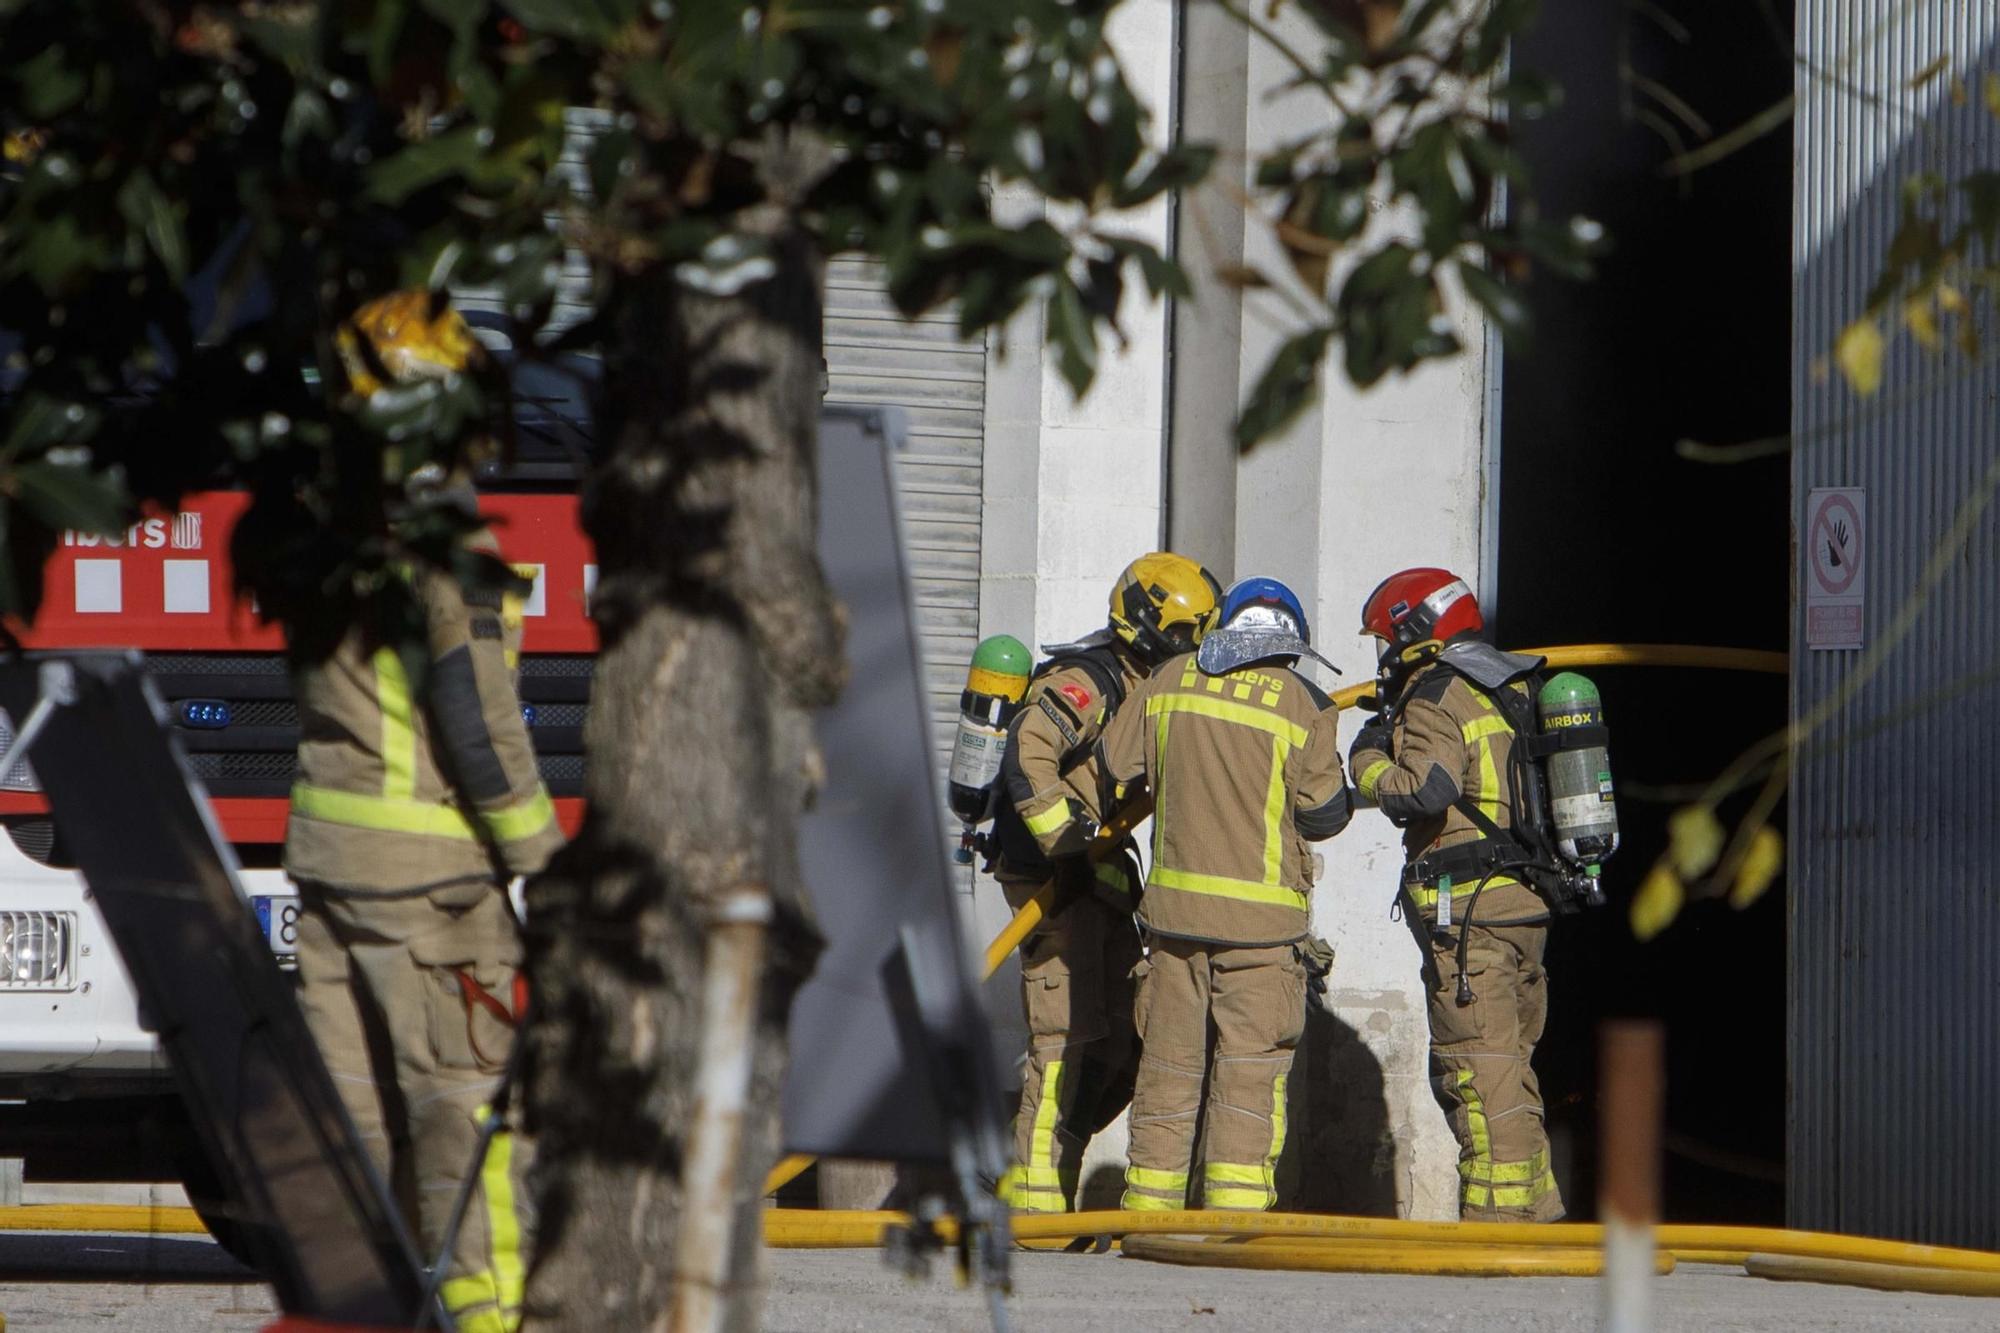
[1196,577,1343,676]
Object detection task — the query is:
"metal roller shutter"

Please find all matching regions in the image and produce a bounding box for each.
[822,257,986,788]
[459,113,987,836]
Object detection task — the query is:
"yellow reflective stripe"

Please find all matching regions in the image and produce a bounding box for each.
[480,787,557,844]
[1356,759,1391,800]
[1262,735,1288,886]
[372,648,417,800]
[1144,693,1308,746]
[1152,710,1172,867]
[1148,864,1306,909]
[1410,874,1520,908]
[290,782,479,840]
[441,1273,496,1308]
[1120,1191,1183,1211]
[1124,1165,1188,1191]
[1460,715,1512,742]
[1017,1165,1064,1187]
[483,1126,524,1317]
[1203,1163,1269,1186]
[1205,1186,1274,1209]
[1464,1171,1558,1209]
[441,1271,502,1325]
[1093,860,1132,897]
[1268,1071,1289,1179]
[1023,801,1072,837]
[1455,1069,1493,1187]
[1475,1151,1548,1184]
[1476,737,1503,826]
[1030,1059,1064,1173]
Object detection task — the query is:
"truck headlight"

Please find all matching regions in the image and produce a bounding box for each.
[0,911,75,989]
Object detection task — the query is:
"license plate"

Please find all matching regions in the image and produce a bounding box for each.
[252,894,301,957]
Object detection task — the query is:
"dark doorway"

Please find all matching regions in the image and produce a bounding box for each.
[1498,0,1795,1224]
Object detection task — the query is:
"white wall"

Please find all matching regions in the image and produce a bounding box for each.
[973,1,1494,1220]
[971,4,1179,1204]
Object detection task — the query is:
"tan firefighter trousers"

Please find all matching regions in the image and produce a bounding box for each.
[1122,937,1306,1212]
[1422,919,1565,1222]
[295,879,533,1333]
[1001,882,1142,1213]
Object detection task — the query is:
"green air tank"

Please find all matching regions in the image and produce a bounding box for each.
[947,634,1032,827]
[1537,671,1620,867]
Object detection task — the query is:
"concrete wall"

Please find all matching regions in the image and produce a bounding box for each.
[969,1,1179,1206]
[970,2,1494,1221]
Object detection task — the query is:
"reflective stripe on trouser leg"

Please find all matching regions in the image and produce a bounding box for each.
[1123,939,1206,1212]
[1007,1058,1070,1212]
[1201,944,1304,1211]
[1007,893,1115,1213]
[1425,922,1564,1223]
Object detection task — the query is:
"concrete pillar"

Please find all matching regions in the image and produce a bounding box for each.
[972,4,1179,1202]
[1150,4,1490,1221]
[1164,0,1250,579]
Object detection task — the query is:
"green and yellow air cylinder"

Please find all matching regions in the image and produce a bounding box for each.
[948,635,1032,860]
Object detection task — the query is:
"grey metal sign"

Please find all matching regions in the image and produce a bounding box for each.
[0,655,424,1325]
[784,406,1008,1178]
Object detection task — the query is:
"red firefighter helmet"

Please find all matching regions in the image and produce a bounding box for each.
[1360,568,1483,658]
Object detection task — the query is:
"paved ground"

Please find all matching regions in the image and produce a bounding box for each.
[1,1235,1997,1331]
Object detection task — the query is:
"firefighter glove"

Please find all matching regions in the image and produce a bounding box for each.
[1298,935,1336,1001]
[1350,719,1393,766]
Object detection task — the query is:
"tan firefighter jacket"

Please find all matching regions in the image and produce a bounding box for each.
[994,644,1147,898]
[1099,653,1351,947]
[285,550,564,895]
[1349,650,1549,925]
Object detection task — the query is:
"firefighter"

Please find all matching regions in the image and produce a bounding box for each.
[1347,567,1565,1222]
[288,293,564,1333]
[1100,577,1352,1212]
[992,552,1222,1213]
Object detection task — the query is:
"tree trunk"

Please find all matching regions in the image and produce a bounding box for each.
[519,201,840,1331]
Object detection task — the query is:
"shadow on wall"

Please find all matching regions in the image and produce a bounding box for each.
[1070,1003,1400,1214]
[1278,1004,1398,1215]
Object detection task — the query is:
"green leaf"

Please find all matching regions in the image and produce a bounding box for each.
[1047,275,1099,398]
[1111,144,1217,210]
[364,126,484,204]
[117,173,189,284]
[1458,263,1530,348]
[1236,326,1332,448]
[500,0,619,43]
[1963,171,2000,246]
[17,46,85,120]
[1103,236,1190,300]
[9,459,127,536]
[419,0,489,36]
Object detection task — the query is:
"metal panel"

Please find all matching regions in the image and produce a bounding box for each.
[1791,1,2000,1247]
[824,256,987,787]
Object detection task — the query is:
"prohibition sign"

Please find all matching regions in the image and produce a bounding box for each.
[1809,491,1861,596]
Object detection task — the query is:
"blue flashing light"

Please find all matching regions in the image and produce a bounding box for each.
[521,704,539,727]
[179,699,232,729]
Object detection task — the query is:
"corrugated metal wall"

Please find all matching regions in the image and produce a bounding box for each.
[1791,2,2000,1246]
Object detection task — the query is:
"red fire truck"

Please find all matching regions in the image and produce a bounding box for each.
[0,354,598,1218]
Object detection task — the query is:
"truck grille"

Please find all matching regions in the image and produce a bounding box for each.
[185,751,585,790]
[0,911,76,990]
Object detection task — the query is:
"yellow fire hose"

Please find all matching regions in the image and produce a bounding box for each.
[763,645,1986,1292]
[761,1206,2000,1291]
